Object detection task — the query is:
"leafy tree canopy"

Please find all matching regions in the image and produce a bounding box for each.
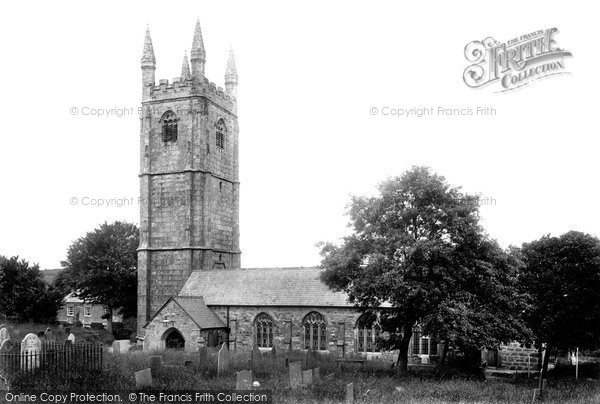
[520,231,600,351]
[59,221,139,327]
[0,256,63,322]
[319,167,529,372]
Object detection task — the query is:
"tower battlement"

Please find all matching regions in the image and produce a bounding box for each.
[145,77,235,111]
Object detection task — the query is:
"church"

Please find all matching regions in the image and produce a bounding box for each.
[137,21,436,361]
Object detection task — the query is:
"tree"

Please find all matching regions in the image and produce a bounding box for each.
[0,256,63,322]
[60,221,139,333]
[319,167,529,374]
[520,231,600,376]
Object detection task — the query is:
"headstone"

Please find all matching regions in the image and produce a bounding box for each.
[198,347,207,363]
[302,369,313,386]
[271,343,277,356]
[236,370,253,390]
[148,356,162,375]
[346,383,354,404]
[289,361,302,388]
[0,374,9,392]
[218,343,230,375]
[0,327,9,345]
[113,339,130,353]
[313,367,321,383]
[135,368,152,388]
[251,343,260,362]
[20,333,41,370]
[392,350,400,364]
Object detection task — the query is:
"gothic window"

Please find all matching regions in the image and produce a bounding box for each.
[216,119,226,149]
[161,111,178,142]
[303,311,326,350]
[356,314,382,353]
[412,328,437,356]
[254,313,274,348]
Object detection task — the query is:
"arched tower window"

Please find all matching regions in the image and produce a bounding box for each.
[215,119,226,149]
[161,111,178,142]
[254,313,274,348]
[356,314,381,353]
[303,311,326,350]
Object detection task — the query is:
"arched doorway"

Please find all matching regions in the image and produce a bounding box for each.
[163,328,185,350]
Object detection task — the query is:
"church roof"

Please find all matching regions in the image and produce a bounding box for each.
[179,267,356,307]
[145,296,226,329]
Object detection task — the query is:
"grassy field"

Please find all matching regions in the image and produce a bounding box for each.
[5,346,600,404]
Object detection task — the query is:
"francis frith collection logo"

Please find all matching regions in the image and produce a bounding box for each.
[463,28,572,92]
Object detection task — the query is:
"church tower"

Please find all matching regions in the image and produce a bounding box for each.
[137,22,240,333]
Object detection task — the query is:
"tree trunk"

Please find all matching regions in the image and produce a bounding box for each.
[107,307,113,335]
[396,323,413,375]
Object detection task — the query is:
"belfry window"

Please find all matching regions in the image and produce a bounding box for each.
[216,119,226,149]
[161,111,178,142]
[303,311,326,350]
[254,313,274,348]
[356,314,382,353]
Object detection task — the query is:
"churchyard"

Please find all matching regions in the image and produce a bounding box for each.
[2,323,600,403]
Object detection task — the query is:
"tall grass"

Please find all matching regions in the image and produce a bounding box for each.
[5,347,600,403]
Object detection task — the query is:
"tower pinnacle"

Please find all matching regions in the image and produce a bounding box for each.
[190,19,206,78]
[225,47,238,98]
[141,26,156,99]
[181,52,191,81]
[141,26,156,66]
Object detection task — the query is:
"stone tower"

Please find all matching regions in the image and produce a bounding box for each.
[137,21,240,333]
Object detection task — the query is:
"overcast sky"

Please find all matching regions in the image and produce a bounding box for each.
[0,1,598,270]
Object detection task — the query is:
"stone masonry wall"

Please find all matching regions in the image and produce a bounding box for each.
[499,342,540,371]
[210,306,364,356]
[138,79,240,334]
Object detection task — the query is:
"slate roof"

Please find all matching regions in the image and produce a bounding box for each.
[178,267,355,307]
[146,296,226,329]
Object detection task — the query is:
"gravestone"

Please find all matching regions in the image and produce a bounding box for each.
[346,383,354,404]
[113,339,130,354]
[148,356,162,375]
[0,327,9,345]
[21,333,41,371]
[0,374,9,392]
[251,343,260,363]
[135,368,152,388]
[218,343,230,375]
[313,367,321,383]
[289,361,302,388]
[198,347,207,363]
[236,370,253,390]
[302,369,313,386]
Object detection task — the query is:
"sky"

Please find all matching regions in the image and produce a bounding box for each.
[0,1,598,270]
